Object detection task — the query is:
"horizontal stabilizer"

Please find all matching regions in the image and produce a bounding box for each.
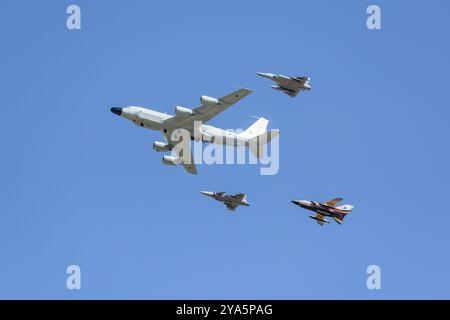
[248,129,280,159]
[336,205,354,211]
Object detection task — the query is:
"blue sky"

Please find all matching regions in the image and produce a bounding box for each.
[1,0,449,299]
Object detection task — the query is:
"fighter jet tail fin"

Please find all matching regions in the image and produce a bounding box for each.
[248,129,280,159]
[333,208,353,225]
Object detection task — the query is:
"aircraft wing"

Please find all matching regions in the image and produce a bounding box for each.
[276,76,297,87]
[182,157,198,175]
[163,130,198,175]
[323,198,343,207]
[315,213,326,226]
[292,76,309,83]
[162,88,252,130]
[225,203,238,211]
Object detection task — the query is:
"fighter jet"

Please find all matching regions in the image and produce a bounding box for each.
[257,72,311,97]
[200,191,250,211]
[291,198,354,226]
[111,88,279,174]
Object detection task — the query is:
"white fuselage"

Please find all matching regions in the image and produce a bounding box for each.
[119,106,249,146]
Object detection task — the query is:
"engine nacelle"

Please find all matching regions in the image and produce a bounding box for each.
[153,141,170,152]
[162,155,180,166]
[175,106,194,116]
[200,95,220,106]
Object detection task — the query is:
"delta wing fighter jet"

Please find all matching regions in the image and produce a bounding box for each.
[291,198,354,226]
[257,72,311,97]
[200,191,250,211]
[111,88,279,174]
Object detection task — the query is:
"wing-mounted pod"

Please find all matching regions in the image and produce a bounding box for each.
[271,85,295,95]
[200,96,221,107]
[153,141,170,152]
[175,106,194,116]
[162,155,181,166]
[309,215,329,224]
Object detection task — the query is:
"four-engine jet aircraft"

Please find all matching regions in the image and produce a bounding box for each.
[257,72,311,97]
[112,77,353,217]
[111,88,279,175]
[291,198,354,226]
[200,191,250,211]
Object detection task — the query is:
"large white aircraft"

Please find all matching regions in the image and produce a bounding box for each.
[111,88,279,174]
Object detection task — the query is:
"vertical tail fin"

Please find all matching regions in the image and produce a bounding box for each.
[240,117,269,139]
[333,205,354,225]
[238,117,279,159]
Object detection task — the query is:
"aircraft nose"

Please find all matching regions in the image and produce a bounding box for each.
[292,200,308,206]
[111,107,123,116]
[257,72,271,78]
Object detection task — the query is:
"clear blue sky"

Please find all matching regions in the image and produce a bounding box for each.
[1,0,449,299]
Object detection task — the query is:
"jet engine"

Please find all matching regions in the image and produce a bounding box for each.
[162,155,180,166]
[153,141,170,152]
[200,95,220,106]
[175,106,194,116]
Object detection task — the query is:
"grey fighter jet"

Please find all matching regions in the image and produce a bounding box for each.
[291,198,354,226]
[200,191,250,211]
[257,72,311,97]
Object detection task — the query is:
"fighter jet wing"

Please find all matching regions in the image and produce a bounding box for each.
[275,77,309,97]
[162,88,252,130]
[292,76,309,83]
[323,198,343,207]
[232,193,248,203]
[225,203,238,211]
[315,213,326,226]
